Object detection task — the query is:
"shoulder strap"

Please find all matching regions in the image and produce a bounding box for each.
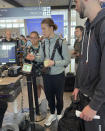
[56,39,64,60]
[41,40,46,58]
[51,39,59,60]
[35,45,40,54]
[41,38,64,60]
[51,39,64,60]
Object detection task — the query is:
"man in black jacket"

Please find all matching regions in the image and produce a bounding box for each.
[72,0,105,130]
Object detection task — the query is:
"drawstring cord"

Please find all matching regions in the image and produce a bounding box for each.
[81,28,91,63]
[81,27,86,55]
[86,30,91,63]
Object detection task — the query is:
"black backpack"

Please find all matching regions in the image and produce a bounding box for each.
[58,100,85,131]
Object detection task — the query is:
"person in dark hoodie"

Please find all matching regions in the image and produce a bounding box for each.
[72,0,105,131]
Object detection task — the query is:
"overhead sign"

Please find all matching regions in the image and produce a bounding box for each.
[0,7,51,19]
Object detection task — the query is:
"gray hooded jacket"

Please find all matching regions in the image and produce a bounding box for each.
[75,8,105,111]
[35,34,70,75]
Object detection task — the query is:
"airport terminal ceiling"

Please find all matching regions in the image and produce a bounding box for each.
[13,0,70,7]
[0,0,74,8]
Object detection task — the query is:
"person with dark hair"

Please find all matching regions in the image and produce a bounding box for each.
[26,35,32,47]
[26,18,70,126]
[75,26,84,33]
[20,35,27,47]
[2,30,15,42]
[23,31,44,99]
[72,0,105,131]
[72,25,84,72]
[26,35,30,41]
[17,35,27,66]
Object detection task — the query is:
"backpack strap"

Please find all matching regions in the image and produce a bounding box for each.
[41,40,46,58]
[41,38,64,60]
[51,39,59,60]
[51,38,65,60]
[57,39,64,60]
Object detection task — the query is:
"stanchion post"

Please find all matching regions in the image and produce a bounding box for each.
[32,67,40,115]
[26,75,36,131]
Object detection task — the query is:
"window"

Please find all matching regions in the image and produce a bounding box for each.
[71,39,75,48]
[71,21,76,26]
[6,24,12,28]
[0,19,25,36]
[71,9,76,46]
[0,20,5,23]
[19,23,24,27]
[0,24,6,28]
[51,9,68,41]
[71,27,75,37]
[13,24,19,28]
[6,20,12,22]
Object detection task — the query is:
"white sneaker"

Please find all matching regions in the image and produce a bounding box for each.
[44,114,56,126]
[57,114,62,121]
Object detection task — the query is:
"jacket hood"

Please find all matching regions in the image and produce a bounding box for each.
[90,8,105,28]
[45,34,59,41]
[83,8,105,63]
[44,34,60,45]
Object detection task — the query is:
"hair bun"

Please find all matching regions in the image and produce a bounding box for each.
[53,24,58,31]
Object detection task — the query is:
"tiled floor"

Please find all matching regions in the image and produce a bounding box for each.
[5,76,72,130]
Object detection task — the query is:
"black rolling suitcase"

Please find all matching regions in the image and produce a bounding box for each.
[65,72,75,92]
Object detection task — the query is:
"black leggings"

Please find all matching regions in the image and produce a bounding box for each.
[43,72,65,115]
